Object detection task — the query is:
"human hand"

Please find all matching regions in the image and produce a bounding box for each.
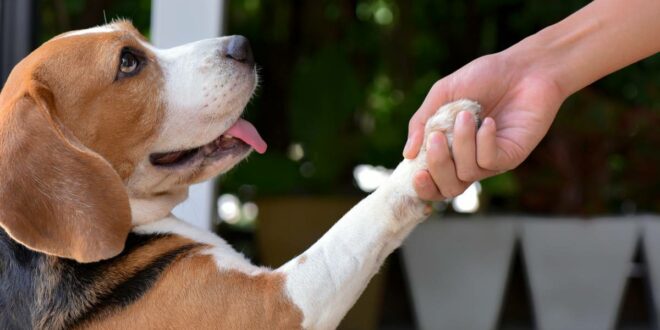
[404,52,566,200]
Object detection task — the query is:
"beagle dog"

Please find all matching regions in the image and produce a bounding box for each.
[0,21,480,329]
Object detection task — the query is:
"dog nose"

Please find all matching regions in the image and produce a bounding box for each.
[224,36,254,66]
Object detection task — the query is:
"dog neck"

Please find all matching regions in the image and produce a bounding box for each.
[129,188,188,225]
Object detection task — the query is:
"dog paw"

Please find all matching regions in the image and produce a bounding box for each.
[384,99,482,210]
[421,99,482,152]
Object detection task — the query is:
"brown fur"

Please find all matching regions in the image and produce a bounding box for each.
[34,234,202,330]
[0,22,303,327]
[35,24,164,178]
[0,22,164,262]
[80,255,303,329]
[0,90,132,262]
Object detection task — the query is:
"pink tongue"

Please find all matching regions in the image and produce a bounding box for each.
[225,119,267,154]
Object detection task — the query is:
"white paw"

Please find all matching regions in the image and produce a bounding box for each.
[421,99,482,154]
[387,99,481,202]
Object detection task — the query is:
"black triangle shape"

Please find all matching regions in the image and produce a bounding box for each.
[496,241,535,330]
[614,241,654,329]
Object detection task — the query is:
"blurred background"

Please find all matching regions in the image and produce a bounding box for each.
[1,0,658,329]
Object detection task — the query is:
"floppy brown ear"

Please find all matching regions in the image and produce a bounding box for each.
[0,85,131,263]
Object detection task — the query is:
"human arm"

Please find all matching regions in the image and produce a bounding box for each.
[405,0,660,200]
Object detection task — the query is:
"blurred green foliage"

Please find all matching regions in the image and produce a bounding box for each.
[35,0,659,215]
[36,0,151,43]
[223,0,659,215]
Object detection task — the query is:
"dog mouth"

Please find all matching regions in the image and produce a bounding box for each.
[149,119,267,168]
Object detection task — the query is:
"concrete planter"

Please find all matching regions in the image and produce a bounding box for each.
[256,196,385,330]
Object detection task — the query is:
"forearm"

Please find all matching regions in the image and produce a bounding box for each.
[505,0,660,98]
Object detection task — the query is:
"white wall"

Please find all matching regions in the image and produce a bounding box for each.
[150,0,226,230]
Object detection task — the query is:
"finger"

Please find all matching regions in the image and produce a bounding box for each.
[413,170,445,201]
[452,111,482,182]
[426,132,469,198]
[404,80,451,159]
[476,117,504,170]
[403,130,423,159]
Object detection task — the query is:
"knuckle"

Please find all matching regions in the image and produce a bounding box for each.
[478,156,498,170]
[423,185,444,201]
[430,80,444,94]
[413,185,426,198]
[443,186,466,198]
[427,150,451,168]
[457,169,478,182]
[408,115,420,131]
[416,185,437,201]
[413,176,431,193]
[416,190,432,201]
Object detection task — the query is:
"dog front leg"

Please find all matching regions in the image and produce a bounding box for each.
[278,161,427,329]
[278,100,481,330]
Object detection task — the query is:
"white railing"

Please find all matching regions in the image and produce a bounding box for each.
[402,215,659,330]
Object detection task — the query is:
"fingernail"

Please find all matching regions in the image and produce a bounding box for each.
[428,132,440,149]
[457,111,467,124]
[463,111,474,123]
[416,175,428,188]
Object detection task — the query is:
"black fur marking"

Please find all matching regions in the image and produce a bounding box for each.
[0,228,199,330]
[69,244,198,328]
[0,229,41,330]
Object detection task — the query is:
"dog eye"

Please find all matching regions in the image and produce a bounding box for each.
[120,52,138,73]
[116,49,143,80]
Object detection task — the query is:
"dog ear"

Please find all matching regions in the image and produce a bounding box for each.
[0,84,132,263]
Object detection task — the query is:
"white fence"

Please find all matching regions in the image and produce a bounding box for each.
[402,216,659,330]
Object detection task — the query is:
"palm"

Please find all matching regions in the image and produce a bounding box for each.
[445,55,564,170]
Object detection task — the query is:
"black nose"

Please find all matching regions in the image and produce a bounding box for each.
[224,36,254,66]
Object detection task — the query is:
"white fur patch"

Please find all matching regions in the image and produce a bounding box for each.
[55,25,117,39]
[141,37,257,153]
[125,36,259,198]
[134,216,266,275]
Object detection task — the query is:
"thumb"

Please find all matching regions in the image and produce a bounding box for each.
[403,80,451,159]
[403,129,423,158]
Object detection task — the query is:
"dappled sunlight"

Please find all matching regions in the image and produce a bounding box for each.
[353,164,393,192]
[452,182,481,213]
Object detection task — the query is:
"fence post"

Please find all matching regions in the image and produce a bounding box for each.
[1,0,34,85]
[150,0,226,230]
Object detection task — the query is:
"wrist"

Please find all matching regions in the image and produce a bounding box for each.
[497,38,568,101]
[500,0,660,100]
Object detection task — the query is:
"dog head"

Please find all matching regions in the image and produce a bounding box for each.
[0,21,265,262]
